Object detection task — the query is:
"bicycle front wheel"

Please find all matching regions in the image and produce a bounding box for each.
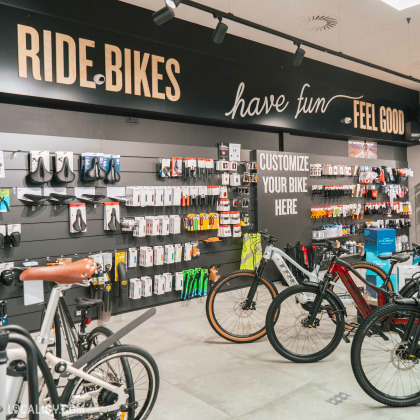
[61,345,159,419]
[351,302,420,407]
[206,270,278,343]
[266,284,345,363]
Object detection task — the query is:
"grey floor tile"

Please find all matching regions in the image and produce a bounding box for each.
[237,383,371,420]
[177,359,306,418]
[153,341,242,385]
[149,384,232,420]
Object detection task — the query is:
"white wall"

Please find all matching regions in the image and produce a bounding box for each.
[408,144,420,243]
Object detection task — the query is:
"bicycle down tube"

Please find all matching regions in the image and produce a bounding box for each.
[244,244,320,308]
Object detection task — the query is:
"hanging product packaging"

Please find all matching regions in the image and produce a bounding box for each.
[169,215,181,234]
[141,276,153,297]
[158,215,170,236]
[104,202,120,232]
[139,247,154,267]
[69,203,87,233]
[174,243,183,263]
[163,273,173,292]
[154,246,164,266]
[129,278,142,299]
[184,242,192,261]
[133,217,146,237]
[175,272,183,291]
[128,247,138,268]
[159,158,171,177]
[171,157,183,177]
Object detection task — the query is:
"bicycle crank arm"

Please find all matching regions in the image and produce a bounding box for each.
[72,308,156,369]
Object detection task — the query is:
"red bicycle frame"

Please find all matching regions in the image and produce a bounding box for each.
[328,261,389,319]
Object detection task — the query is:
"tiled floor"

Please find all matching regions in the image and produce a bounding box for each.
[104,298,420,420]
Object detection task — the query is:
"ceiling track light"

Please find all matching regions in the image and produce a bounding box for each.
[177,0,420,84]
[212,17,228,45]
[293,43,305,66]
[166,0,182,9]
[152,6,175,26]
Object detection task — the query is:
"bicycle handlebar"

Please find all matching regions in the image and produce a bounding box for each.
[315,239,352,256]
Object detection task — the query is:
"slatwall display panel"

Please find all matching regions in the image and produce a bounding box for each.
[0,133,261,331]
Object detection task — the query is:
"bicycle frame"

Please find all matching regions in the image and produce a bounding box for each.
[304,257,395,327]
[3,284,147,419]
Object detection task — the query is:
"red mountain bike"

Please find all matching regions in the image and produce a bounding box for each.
[265,240,418,363]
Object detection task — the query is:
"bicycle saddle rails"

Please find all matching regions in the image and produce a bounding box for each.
[85,157,106,181]
[105,158,121,183]
[28,156,53,184]
[108,208,120,231]
[73,209,87,232]
[55,156,76,183]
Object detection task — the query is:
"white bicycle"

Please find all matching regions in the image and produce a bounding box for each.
[0,259,159,420]
[206,232,389,343]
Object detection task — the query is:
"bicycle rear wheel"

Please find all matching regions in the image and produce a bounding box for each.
[266,284,345,363]
[351,302,420,407]
[61,345,159,419]
[206,270,278,343]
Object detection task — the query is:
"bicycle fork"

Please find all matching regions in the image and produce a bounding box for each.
[243,259,267,310]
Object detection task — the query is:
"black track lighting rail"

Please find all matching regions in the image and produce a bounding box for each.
[181,0,420,84]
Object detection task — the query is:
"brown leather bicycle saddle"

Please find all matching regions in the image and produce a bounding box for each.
[20,258,96,284]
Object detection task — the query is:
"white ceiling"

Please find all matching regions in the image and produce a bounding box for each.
[120,0,420,92]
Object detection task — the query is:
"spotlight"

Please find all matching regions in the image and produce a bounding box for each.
[212,18,228,45]
[152,6,175,26]
[293,44,305,66]
[341,117,352,125]
[165,0,181,8]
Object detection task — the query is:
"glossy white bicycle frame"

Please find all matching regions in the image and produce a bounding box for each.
[262,244,349,293]
[2,283,127,420]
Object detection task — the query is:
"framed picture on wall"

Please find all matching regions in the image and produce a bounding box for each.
[348,140,377,159]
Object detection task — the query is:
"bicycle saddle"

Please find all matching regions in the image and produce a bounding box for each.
[55,157,76,184]
[378,253,410,263]
[23,194,50,204]
[8,231,21,247]
[20,258,97,284]
[108,208,120,231]
[73,209,87,232]
[79,194,106,204]
[105,158,121,184]
[85,157,106,181]
[75,297,103,310]
[28,157,53,184]
[49,193,76,204]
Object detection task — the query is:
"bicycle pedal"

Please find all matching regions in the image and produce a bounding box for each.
[342,334,351,344]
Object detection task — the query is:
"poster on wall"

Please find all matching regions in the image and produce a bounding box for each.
[256,151,311,248]
[348,140,377,159]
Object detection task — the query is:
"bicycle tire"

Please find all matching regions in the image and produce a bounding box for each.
[399,276,420,298]
[329,261,391,331]
[87,325,116,351]
[61,345,159,420]
[206,270,278,343]
[351,302,420,407]
[266,283,345,363]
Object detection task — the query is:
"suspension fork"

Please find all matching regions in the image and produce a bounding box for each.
[243,258,267,310]
[305,274,332,326]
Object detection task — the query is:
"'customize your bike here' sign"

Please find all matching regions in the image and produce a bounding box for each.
[257,151,311,247]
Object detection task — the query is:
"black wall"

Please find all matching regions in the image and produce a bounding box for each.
[0,103,279,330]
